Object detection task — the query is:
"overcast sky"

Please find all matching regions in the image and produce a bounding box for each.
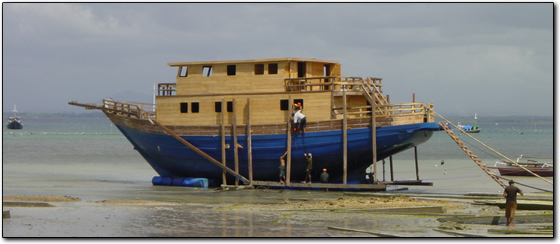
[2,3,553,116]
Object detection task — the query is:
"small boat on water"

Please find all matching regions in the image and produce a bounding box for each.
[69,58,442,186]
[457,113,480,133]
[488,155,553,177]
[7,104,23,130]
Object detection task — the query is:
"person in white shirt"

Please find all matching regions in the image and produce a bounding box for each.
[293,108,306,133]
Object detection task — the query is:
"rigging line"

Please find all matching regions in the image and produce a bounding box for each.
[433,111,553,185]
[459,136,503,160]
[495,175,553,193]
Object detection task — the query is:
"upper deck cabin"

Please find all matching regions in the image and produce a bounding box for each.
[165,58,340,95]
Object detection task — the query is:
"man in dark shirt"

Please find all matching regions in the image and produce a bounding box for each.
[503,180,523,227]
[320,168,329,192]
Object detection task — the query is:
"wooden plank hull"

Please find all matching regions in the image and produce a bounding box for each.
[105,112,440,186]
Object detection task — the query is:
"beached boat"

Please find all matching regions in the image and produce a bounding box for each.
[69,58,441,186]
[6,104,23,130]
[457,113,480,133]
[488,155,553,177]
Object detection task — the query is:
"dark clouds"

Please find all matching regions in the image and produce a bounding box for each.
[2,3,552,116]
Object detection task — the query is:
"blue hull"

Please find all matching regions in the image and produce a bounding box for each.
[114,121,440,186]
[7,120,23,130]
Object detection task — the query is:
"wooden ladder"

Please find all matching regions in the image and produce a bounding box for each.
[438,122,507,189]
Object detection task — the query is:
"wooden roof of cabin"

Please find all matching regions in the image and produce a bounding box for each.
[167,58,339,67]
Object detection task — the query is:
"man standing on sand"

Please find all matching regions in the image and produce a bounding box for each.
[303,153,312,183]
[320,168,329,192]
[503,180,523,227]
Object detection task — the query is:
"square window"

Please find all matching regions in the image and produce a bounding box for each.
[268,63,278,74]
[179,66,188,77]
[280,100,289,111]
[180,102,189,113]
[255,64,264,75]
[227,101,233,112]
[215,102,222,112]
[191,102,199,113]
[294,99,304,109]
[227,65,236,76]
[203,66,212,77]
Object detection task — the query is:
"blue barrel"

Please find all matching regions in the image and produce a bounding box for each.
[172,177,185,186]
[183,178,209,188]
[161,177,173,186]
[152,176,163,185]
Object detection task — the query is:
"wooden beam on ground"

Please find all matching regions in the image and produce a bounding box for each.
[252,181,386,191]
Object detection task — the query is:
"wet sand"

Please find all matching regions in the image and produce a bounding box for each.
[2,191,553,237]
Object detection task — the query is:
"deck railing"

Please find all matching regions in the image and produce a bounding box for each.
[102,99,156,120]
[284,76,383,92]
[158,83,176,96]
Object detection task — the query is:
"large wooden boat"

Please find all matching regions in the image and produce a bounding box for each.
[70,58,441,186]
[7,104,23,130]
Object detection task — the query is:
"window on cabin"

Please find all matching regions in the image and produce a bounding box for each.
[180,102,189,113]
[179,66,188,77]
[227,101,233,112]
[280,100,289,111]
[214,101,233,112]
[227,65,236,76]
[215,102,222,112]
[294,99,304,109]
[191,102,200,113]
[203,66,212,77]
[255,64,264,75]
[280,99,304,111]
[268,63,278,74]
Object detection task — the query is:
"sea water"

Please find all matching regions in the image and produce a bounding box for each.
[2,116,554,202]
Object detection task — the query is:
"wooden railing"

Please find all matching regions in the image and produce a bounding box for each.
[102,99,156,120]
[158,83,176,96]
[332,102,433,122]
[284,76,383,92]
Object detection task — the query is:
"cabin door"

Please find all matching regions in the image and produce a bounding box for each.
[323,64,332,90]
[297,62,306,77]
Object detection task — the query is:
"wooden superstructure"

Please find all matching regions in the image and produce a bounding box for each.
[154,58,433,128]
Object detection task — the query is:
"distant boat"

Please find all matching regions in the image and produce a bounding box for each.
[7,104,23,130]
[457,113,480,133]
[488,155,553,177]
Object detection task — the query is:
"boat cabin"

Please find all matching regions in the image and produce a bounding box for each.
[155,58,404,126]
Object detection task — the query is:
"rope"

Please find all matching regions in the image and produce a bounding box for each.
[433,110,553,185]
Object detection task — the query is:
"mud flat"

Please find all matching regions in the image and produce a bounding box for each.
[2,192,553,237]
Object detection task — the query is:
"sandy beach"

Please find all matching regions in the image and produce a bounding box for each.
[2,190,553,238]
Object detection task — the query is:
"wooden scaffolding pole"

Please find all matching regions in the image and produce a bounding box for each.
[232,99,239,186]
[342,89,348,184]
[389,156,394,181]
[246,98,253,184]
[221,98,227,185]
[372,89,377,183]
[286,96,293,186]
[414,147,420,181]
